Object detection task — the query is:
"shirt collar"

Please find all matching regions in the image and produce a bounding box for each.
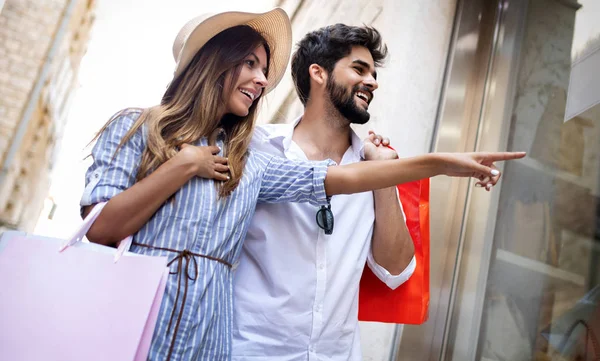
[267,115,365,160]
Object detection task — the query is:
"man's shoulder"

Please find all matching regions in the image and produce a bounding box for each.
[254,123,292,137]
[251,123,293,154]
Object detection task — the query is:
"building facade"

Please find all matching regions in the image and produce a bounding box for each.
[0,0,95,232]
[264,0,600,360]
[1,0,597,359]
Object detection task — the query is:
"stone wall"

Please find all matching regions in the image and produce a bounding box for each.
[0,0,96,231]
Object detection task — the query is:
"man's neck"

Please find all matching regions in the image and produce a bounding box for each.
[292,103,353,163]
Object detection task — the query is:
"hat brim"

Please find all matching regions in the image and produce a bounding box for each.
[174,8,291,95]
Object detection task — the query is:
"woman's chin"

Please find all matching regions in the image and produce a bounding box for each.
[224,102,251,118]
[232,107,250,117]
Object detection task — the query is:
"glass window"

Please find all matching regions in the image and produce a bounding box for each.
[478,1,600,361]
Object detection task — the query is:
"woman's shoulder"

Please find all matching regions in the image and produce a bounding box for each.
[102,107,146,133]
[107,107,144,124]
[93,107,148,146]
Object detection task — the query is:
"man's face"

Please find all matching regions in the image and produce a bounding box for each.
[326,46,379,125]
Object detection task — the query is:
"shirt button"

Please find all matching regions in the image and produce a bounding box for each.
[309,346,315,353]
[319,263,324,270]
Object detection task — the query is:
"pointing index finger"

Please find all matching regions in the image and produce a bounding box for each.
[485,151,526,162]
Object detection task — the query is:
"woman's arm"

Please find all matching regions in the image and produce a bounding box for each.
[325,152,526,196]
[84,144,228,246]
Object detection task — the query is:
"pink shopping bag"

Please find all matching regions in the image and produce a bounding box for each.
[0,203,169,361]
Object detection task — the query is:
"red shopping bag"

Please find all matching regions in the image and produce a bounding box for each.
[358,177,430,324]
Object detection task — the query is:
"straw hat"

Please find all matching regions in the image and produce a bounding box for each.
[172,8,292,94]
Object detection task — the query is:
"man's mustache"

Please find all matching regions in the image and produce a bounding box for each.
[352,85,373,104]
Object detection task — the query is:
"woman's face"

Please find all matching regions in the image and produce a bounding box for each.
[224,44,269,117]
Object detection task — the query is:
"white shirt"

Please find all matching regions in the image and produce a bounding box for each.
[232,118,416,361]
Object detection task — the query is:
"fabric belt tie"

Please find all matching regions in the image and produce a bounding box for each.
[132,241,232,361]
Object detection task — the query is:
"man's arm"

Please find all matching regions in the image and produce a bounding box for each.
[364,132,415,286]
[371,186,415,275]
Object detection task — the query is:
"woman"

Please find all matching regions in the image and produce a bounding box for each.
[81,9,524,361]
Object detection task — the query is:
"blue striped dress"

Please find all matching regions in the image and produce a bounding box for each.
[80,109,331,361]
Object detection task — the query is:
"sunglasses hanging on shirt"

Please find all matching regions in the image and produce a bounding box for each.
[316,198,334,235]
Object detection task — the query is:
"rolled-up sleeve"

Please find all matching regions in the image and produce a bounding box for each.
[254,151,335,207]
[367,253,416,290]
[80,110,144,211]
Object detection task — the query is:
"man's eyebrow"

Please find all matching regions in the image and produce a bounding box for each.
[351,59,377,79]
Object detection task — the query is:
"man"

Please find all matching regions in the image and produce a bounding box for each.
[232,24,415,360]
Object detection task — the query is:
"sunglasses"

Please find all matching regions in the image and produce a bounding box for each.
[316,199,334,235]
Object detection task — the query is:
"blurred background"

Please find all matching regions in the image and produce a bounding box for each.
[0,0,599,360]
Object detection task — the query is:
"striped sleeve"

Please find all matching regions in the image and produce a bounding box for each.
[80,110,144,209]
[254,151,334,207]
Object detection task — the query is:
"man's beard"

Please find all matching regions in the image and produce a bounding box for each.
[326,75,371,125]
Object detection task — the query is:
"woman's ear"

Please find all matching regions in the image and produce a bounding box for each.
[308,64,327,86]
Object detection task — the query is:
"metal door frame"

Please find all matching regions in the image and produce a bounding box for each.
[443,0,530,359]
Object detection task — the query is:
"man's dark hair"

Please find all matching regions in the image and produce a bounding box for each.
[291,24,388,105]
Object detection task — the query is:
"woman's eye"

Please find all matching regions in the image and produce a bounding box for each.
[245,59,255,67]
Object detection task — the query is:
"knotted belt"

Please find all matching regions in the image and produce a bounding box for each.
[132,241,232,361]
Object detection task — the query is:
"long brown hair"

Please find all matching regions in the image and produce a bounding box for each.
[94,25,270,197]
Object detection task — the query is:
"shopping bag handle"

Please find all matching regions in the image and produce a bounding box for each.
[58,202,132,263]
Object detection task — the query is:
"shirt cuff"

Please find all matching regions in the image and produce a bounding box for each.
[367,252,417,290]
[311,159,337,207]
[79,167,123,217]
[80,168,103,207]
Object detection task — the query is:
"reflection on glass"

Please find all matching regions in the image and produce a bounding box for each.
[478,1,600,360]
